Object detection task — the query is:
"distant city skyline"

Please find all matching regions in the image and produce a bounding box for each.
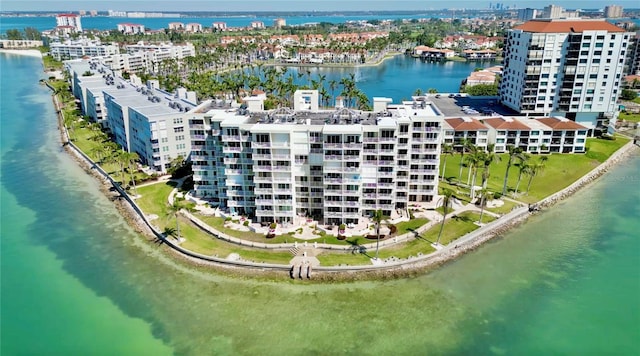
[3,0,639,12]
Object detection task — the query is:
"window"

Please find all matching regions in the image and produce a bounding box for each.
[173,118,183,124]
[161,137,168,143]
[595,43,603,48]
[174,127,184,133]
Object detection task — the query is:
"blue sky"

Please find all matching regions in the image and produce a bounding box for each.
[2,1,637,12]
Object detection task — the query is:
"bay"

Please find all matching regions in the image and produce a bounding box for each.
[1,53,638,355]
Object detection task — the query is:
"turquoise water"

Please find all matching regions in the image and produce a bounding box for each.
[1,53,639,355]
[271,55,486,101]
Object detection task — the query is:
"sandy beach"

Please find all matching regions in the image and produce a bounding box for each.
[0,49,43,58]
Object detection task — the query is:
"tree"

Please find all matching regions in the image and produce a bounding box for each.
[525,156,547,194]
[501,145,524,196]
[513,153,531,196]
[24,27,42,41]
[413,88,423,96]
[427,88,438,94]
[440,143,454,181]
[480,144,500,191]
[620,89,638,101]
[464,83,498,96]
[372,209,389,260]
[477,188,489,225]
[465,149,483,199]
[457,138,473,183]
[167,201,182,241]
[123,151,140,196]
[436,188,454,246]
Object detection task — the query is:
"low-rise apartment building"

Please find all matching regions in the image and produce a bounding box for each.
[50,39,118,60]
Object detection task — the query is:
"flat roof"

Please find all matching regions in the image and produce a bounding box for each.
[513,19,625,33]
[429,95,518,117]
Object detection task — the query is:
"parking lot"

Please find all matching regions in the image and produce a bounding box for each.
[429,94,518,117]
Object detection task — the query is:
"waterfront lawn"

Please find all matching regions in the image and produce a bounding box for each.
[177,219,294,264]
[439,136,630,203]
[376,237,436,260]
[421,211,494,246]
[135,181,177,218]
[485,199,522,215]
[394,218,430,236]
[316,251,373,266]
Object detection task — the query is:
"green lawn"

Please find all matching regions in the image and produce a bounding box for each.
[394,218,429,235]
[421,211,495,246]
[440,136,629,203]
[136,181,178,219]
[485,199,522,215]
[618,111,640,123]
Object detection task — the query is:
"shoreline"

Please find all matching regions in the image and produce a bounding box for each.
[46,63,640,281]
[0,49,43,58]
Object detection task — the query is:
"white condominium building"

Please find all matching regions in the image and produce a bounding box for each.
[500,19,632,133]
[190,93,443,224]
[50,39,118,60]
[56,14,83,32]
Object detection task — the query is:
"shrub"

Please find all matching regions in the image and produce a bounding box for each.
[270,222,277,229]
[493,192,502,200]
[389,225,397,235]
[339,223,346,230]
[243,220,249,226]
[224,217,232,222]
[409,210,415,219]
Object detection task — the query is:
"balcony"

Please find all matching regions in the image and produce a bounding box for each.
[253,165,272,172]
[252,142,270,148]
[224,169,243,175]
[222,135,241,141]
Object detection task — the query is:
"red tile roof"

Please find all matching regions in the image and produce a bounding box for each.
[445,118,489,131]
[514,20,625,33]
[534,117,588,130]
[482,117,531,130]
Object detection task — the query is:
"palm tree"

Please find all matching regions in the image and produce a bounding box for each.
[525,156,548,195]
[477,188,489,225]
[501,145,524,196]
[427,88,438,94]
[413,88,423,96]
[440,143,454,181]
[513,153,531,196]
[114,150,129,188]
[480,144,500,192]
[124,151,140,196]
[436,188,454,247]
[457,138,472,183]
[465,149,483,199]
[372,209,389,260]
[167,200,182,241]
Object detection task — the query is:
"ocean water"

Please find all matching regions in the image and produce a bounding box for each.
[1,53,639,355]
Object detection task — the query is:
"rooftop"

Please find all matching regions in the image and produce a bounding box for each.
[445,117,489,131]
[513,19,626,33]
[481,117,532,130]
[534,117,588,130]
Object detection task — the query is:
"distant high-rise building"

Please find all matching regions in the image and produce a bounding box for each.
[541,5,564,19]
[79,10,86,16]
[56,13,82,32]
[604,5,624,18]
[518,8,537,21]
[89,10,98,16]
[274,18,286,28]
[500,19,632,133]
